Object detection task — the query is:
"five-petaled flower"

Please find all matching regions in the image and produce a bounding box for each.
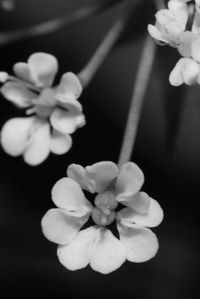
[0,52,85,165]
[42,161,163,274]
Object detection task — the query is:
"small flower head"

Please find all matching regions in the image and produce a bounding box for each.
[42,161,163,274]
[148,0,200,86]
[148,0,189,47]
[0,53,85,165]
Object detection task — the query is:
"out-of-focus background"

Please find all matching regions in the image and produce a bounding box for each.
[0,0,199,298]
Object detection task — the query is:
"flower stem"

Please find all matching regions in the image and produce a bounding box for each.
[78,2,130,88]
[0,0,123,47]
[118,36,156,168]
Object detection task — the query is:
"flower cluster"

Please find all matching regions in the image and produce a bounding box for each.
[42,161,163,274]
[148,0,200,86]
[0,52,85,165]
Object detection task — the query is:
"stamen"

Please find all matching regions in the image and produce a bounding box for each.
[95,190,118,211]
[91,207,115,227]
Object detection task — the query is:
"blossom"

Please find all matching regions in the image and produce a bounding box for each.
[169,57,200,85]
[0,52,85,165]
[148,0,200,86]
[42,161,163,274]
[148,0,189,47]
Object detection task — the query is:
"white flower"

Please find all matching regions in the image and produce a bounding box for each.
[169,57,200,85]
[148,0,200,86]
[42,161,163,274]
[0,52,85,165]
[148,0,189,47]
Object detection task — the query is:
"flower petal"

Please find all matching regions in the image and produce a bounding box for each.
[0,71,8,83]
[1,117,34,156]
[116,162,144,201]
[85,161,119,193]
[67,164,90,192]
[50,108,85,135]
[117,197,163,228]
[169,58,200,86]
[191,36,200,63]
[51,177,92,216]
[177,31,194,57]
[117,224,159,262]
[118,192,151,213]
[56,96,83,114]
[23,121,50,165]
[90,228,127,274]
[13,62,33,83]
[56,72,82,101]
[41,208,90,245]
[168,0,188,29]
[1,82,35,107]
[148,24,170,45]
[57,226,99,271]
[28,52,58,88]
[50,129,72,155]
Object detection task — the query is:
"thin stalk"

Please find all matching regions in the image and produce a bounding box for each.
[118,36,156,167]
[0,0,123,47]
[78,3,130,88]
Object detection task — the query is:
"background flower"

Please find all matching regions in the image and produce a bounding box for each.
[0,53,85,165]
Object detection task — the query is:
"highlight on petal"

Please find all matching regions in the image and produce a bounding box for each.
[1,117,34,156]
[117,224,159,263]
[23,121,50,165]
[57,226,99,271]
[50,129,72,155]
[118,192,151,214]
[117,197,163,228]
[50,108,85,135]
[56,72,82,101]
[169,58,200,86]
[116,162,144,201]
[85,161,119,193]
[90,228,127,274]
[1,82,35,107]
[28,52,58,88]
[13,62,33,83]
[41,208,90,245]
[51,177,92,216]
[67,164,90,192]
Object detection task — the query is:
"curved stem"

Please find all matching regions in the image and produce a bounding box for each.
[118,36,156,168]
[0,0,123,47]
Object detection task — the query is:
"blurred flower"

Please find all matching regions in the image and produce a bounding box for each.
[42,161,163,274]
[0,53,85,165]
[169,57,200,85]
[148,0,189,47]
[148,0,200,86]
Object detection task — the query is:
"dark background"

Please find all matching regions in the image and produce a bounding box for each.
[0,0,199,298]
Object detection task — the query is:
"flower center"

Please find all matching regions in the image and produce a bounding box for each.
[28,88,57,118]
[91,190,118,227]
